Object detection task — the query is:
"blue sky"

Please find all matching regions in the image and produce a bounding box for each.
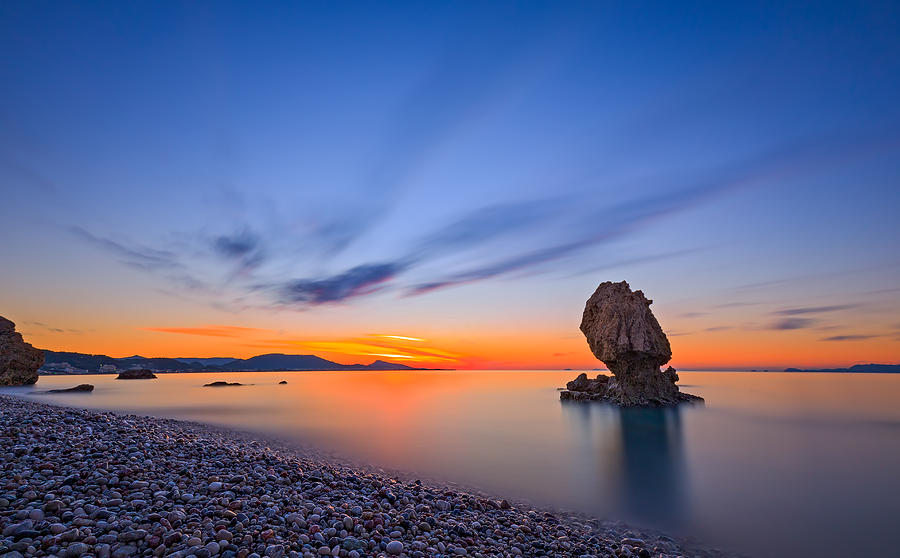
[1,1,899,366]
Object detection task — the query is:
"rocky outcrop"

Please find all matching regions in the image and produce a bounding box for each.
[561,281,702,406]
[116,368,158,379]
[204,381,244,387]
[0,316,44,386]
[47,384,94,393]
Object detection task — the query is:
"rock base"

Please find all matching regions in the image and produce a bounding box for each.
[560,370,703,407]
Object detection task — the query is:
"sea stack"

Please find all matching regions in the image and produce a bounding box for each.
[0,316,44,386]
[561,281,702,406]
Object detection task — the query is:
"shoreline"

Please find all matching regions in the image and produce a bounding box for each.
[0,394,736,558]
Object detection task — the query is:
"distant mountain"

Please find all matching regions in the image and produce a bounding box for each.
[174,357,238,366]
[42,351,120,371]
[41,350,428,373]
[218,354,341,371]
[364,359,416,370]
[784,364,900,373]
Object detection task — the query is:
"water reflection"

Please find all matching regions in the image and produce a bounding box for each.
[562,401,688,530]
[9,371,900,558]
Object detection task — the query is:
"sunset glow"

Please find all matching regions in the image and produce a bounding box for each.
[0,2,897,370]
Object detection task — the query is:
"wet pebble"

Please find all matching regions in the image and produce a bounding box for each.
[0,394,727,558]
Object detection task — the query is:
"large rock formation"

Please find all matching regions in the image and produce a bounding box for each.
[0,316,44,386]
[560,281,702,406]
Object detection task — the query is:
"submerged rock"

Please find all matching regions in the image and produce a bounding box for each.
[0,316,44,386]
[278,380,288,384]
[561,281,702,406]
[116,368,157,379]
[47,384,94,393]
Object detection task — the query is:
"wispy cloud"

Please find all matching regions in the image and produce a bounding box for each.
[762,304,859,330]
[142,325,272,338]
[278,262,407,305]
[820,334,880,341]
[68,121,899,309]
[70,226,181,271]
[769,318,816,330]
[308,30,541,255]
[263,334,462,365]
[70,226,211,292]
[211,229,265,274]
[24,321,83,334]
[773,304,858,316]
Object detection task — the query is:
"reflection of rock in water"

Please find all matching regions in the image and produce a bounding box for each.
[618,407,687,529]
[561,401,689,531]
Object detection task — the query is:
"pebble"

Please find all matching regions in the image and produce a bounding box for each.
[0,394,723,558]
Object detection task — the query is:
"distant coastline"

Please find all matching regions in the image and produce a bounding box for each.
[783,364,900,373]
[39,350,447,375]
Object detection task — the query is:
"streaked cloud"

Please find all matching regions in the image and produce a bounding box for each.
[142,325,273,338]
[773,304,859,316]
[66,97,900,310]
[278,263,408,305]
[769,318,816,330]
[24,321,83,335]
[820,335,880,342]
[275,334,462,365]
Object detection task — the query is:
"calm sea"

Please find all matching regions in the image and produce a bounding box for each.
[4,371,899,558]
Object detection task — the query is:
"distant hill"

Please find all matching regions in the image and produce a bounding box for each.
[41,350,428,373]
[219,354,420,371]
[364,359,417,370]
[784,364,900,373]
[174,357,238,366]
[42,351,120,371]
[218,353,342,371]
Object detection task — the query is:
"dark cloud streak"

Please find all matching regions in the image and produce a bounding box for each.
[769,318,816,330]
[773,304,859,316]
[821,335,879,341]
[279,263,407,305]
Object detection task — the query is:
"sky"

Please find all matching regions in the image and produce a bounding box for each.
[1,1,899,369]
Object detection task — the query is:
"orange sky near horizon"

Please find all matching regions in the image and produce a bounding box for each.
[15,320,900,370]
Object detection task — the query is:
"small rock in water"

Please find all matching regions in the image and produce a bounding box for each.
[47,384,94,393]
[116,368,157,380]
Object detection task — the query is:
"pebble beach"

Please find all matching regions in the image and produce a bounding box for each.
[0,394,733,558]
